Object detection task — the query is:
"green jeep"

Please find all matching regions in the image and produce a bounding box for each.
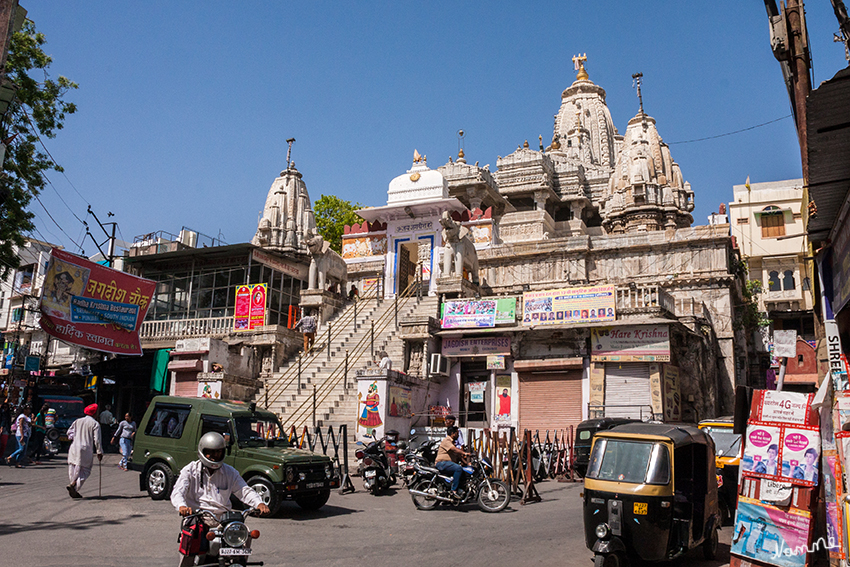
[130,395,338,514]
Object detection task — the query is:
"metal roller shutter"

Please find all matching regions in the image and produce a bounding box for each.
[519,371,583,436]
[174,372,198,398]
[604,362,651,419]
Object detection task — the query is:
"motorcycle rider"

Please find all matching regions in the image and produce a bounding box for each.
[172,432,271,567]
[435,425,471,499]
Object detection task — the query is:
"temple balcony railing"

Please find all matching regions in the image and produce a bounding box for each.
[140,316,234,341]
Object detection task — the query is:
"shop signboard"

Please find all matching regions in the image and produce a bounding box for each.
[441,336,511,357]
[486,355,505,370]
[251,249,307,280]
[774,330,798,358]
[591,325,670,362]
[24,356,40,372]
[495,298,516,324]
[832,213,850,314]
[233,284,267,332]
[39,248,155,356]
[521,285,615,326]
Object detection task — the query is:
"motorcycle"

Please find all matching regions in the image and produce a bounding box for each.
[43,427,61,456]
[182,508,263,567]
[355,435,396,494]
[408,455,511,513]
[397,429,441,487]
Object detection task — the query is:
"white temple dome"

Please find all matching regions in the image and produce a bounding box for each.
[387,150,449,205]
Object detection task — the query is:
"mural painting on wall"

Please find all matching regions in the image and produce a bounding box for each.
[358,382,383,436]
[198,381,222,399]
[495,375,511,425]
[388,386,412,418]
[342,235,388,259]
[663,365,681,421]
[470,223,492,245]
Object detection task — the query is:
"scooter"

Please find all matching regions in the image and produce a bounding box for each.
[355,435,396,494]
[182,508,264,567]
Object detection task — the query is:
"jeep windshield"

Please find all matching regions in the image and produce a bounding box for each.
[234,415,289,448]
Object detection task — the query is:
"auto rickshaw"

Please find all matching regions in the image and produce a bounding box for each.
[698,416,741,524]
[583,423,721,566]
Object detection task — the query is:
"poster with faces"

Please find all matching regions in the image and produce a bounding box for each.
[779,426,820,487]
[742,423,783,479]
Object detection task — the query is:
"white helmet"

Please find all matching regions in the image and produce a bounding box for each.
[198,432,226,469]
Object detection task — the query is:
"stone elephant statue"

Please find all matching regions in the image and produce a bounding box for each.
[305,228,348,291]
[439,211,479,285]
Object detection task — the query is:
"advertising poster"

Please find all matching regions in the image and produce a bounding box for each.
[495,375,511,423]
[441,299,497,329]
[468,381,487,403]
[731,496,812,567]
[234,286,252,330]
[198,381,222,399]
[823,451,844,558]
[521,285,616,326]
[742,422,783,478]
[388,386,411,418]
[39,248,155,356]
[779,426,820,487]
[249,284,267,329]
[486,355,505,370]
[361,277,380,296]
[756,391,815,426]
[495,297,516,324]
[591,325,671,362]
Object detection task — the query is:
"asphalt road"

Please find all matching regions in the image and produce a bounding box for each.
[0,453,732,567]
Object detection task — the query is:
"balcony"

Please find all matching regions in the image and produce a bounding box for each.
[615,285,676,318]
[140,316,234,341]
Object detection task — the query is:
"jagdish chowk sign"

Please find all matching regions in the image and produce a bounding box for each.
[591,325,670,362]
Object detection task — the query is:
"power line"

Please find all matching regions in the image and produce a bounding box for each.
[667,115,793,145]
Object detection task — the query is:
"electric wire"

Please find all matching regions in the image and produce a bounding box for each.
[667,115,793,145]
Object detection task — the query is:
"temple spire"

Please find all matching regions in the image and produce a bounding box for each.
[572,53,588,81]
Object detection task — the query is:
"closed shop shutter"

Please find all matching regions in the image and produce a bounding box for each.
[519,371,583,435]
[174,372,198,398]
[604,363,651,419]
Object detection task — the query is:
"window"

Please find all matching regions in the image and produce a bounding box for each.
[201,415,232,442]
[768,271,781,292]
[144,403,191,438]
[783,270,795,291]
[586,439,670,485]
[761,207,786,238]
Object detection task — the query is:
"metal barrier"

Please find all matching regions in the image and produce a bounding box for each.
[287,424,355,494]
[586,404,655,421]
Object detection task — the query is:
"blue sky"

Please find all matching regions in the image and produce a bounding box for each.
[21,1,850,253]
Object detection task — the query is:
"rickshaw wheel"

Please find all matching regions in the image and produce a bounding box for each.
[703,527,719,560]
[593,552,627,567]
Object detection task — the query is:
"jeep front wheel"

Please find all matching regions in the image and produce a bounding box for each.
[295,490,330,511]
[247,476,280,516]
[145,462,173,500]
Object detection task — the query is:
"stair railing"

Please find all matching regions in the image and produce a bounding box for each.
[282,277,423,429]
[262,291,380,409]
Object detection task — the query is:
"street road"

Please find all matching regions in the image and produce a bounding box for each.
[0,454,732,567]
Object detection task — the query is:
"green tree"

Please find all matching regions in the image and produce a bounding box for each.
[313,195,363,254]
[0,20,77,278]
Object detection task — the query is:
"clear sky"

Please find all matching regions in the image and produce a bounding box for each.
[19,1,850,254]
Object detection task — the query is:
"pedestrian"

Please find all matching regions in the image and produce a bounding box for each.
[111,412,136,471]
[29,403,50,464]
[99,403,116,450]
[0,401,11,459]
[444,414,465,449]
[6,404,32,467]
[293,310,317,352]
[66,403,103,498]
[378,350,392,371]
[348,284,359,302]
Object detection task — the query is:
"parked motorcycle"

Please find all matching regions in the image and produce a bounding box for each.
[355,435,396,494]
[397,429,441,487]
[183,508,263,567]
[408,455,511,513]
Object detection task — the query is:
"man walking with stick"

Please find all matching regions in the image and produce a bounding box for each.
[66,403,103,499]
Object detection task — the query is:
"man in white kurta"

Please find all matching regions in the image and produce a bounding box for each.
[66,403,103,498]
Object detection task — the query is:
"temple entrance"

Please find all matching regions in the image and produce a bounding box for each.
[396,241,418,294]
